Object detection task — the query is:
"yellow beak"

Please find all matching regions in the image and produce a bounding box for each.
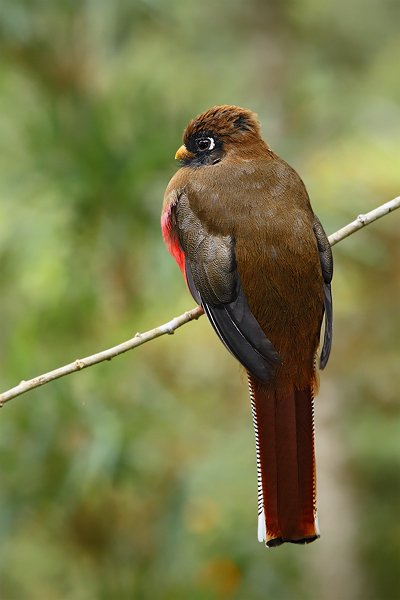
[175,145,194,161]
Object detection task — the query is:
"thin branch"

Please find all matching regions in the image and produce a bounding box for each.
[0,306,204,407]
[328,196,400,246]
[1,196,399,408]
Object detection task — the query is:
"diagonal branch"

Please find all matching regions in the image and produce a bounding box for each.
[0,306,204,407]
[327,196,400,247]
[1,196,399,408]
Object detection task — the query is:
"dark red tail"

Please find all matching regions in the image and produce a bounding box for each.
[248,375,319,547]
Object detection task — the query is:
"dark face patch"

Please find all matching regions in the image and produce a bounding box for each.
[181,130,224,167]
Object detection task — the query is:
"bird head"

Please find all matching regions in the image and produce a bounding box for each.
[175,105,266,167]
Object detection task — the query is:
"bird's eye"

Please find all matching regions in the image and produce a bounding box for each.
[196,137,215,152]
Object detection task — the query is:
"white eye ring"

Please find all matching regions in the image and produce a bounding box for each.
[197,137,215,151]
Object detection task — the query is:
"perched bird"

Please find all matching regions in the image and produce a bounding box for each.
[161,105,333,547]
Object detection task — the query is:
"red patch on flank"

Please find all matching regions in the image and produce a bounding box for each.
[161,205,186,280]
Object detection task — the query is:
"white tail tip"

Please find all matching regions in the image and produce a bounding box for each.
[257,509,266,543]
[314,512,320,536]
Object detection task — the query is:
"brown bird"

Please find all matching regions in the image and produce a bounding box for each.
[161,105,333,547]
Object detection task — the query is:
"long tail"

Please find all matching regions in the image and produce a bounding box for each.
[248,374,319,547]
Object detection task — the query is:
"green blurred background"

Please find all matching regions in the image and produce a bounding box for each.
[0,1,399,598]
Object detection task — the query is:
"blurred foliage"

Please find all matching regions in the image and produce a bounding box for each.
[0,0,399,598]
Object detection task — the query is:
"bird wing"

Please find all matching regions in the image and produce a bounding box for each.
[173,192,280,383]
[313,216,333,369]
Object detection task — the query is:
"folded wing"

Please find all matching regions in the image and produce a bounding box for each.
[173,192,280,383]
[313,216,333,369]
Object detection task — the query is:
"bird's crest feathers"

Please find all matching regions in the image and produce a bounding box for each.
[183,105,262,145]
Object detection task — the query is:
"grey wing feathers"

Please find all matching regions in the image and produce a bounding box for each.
[175,194,237,306]
[174,192,280,383]
[313,216,333,369]
[198,273,280,382]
